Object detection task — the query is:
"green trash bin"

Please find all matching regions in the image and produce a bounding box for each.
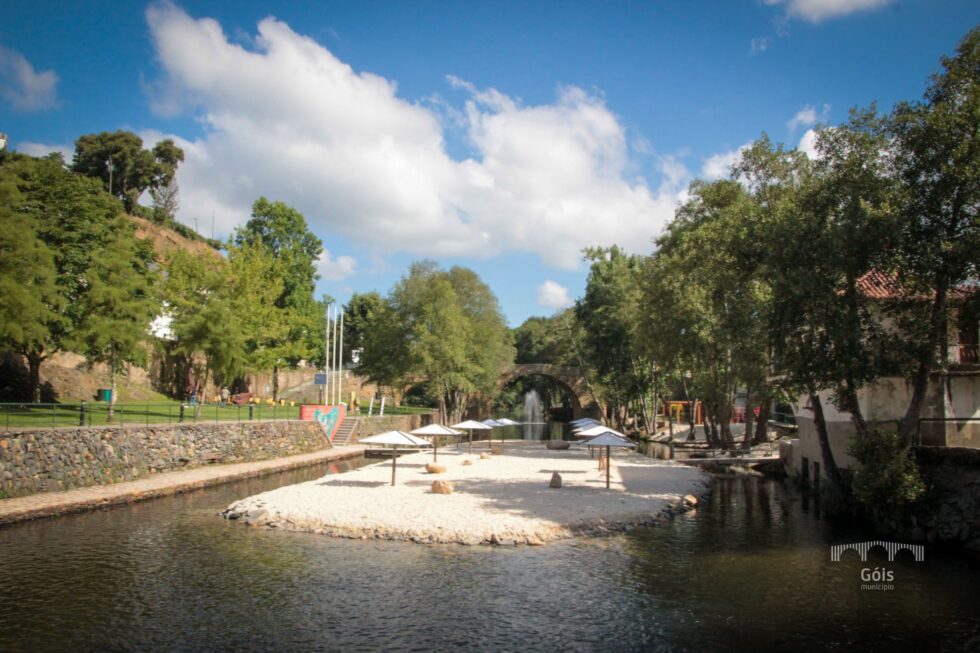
[96,388,112,402]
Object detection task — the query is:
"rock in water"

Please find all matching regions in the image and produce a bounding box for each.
[546,440,570,450]
[549,472,562,488]
[683,494,699,507]
[425,463,447,474]
[431,480,454,495]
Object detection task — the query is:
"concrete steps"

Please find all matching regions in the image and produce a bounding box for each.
[332,417,359,447]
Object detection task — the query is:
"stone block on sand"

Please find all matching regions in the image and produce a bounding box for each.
[546,440,570,450]
[431,480,454,495]
[550,472,562,488]
[480,453,490,460]
[462,459,473,466]
[425,463,447,474]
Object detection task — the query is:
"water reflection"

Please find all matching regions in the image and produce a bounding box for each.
[0,463,977,652]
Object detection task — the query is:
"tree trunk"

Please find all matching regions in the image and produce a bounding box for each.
[809,392,844,493]
[744,387,755,449]
[753,400,770,444]
[900,275,948,443]
[272,364,280,402]
[26,350,44,404]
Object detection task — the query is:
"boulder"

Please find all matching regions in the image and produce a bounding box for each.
[491,447,503,455]
[546,440,570,450]
[462,459,473,466]
[431,480,454,495]
[683,494,699,507]
[480,452,491,460]
[549,471,562,489]
[425,463,447,474]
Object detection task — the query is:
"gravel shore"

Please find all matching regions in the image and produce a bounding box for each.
[222,441,710,546]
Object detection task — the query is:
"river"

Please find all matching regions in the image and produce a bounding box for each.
[1,449,978,652]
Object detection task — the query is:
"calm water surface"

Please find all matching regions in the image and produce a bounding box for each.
[1,454,979,652]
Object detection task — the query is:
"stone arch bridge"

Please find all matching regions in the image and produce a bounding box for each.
[495,364,602,420]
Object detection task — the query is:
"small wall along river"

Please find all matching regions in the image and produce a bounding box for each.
[1,427,979,652]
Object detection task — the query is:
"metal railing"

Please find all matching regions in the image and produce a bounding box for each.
[915,417,980,447]
[0,402,302,433]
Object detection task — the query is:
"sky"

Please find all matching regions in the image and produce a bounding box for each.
[1,0,977,326]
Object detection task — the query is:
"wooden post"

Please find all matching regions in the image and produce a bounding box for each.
[606,446,611,489]
[391,444,397,486]
[468,430,473,455]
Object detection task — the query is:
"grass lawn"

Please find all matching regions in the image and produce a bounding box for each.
[0,400,435,431]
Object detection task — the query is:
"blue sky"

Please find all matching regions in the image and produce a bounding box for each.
[2,1,977,325]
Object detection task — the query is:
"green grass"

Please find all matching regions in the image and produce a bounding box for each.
[0,401,302,431]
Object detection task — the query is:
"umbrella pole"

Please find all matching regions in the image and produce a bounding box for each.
[468,430,472,455]
[606,445,611,489]
[392,444,397,486]
[433,439,438,462]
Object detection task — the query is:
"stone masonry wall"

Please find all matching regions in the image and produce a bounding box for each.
[912,446,980,553]
[353,413,434,441]
[0,421,329,498]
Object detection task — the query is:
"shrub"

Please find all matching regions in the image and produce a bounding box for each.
[848,428,925,528]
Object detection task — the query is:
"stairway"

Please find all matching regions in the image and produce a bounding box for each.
[332,417,359,447]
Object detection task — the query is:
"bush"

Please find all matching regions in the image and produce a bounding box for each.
[848,428,925,529]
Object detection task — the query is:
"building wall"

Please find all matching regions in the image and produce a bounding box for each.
[785,374,979,480]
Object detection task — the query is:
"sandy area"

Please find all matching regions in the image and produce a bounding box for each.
[222,441,709,546]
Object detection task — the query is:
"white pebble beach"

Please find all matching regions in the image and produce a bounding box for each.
[223,441,710,546]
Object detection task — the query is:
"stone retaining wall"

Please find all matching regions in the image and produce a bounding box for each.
[353,413,434,441]
[912,446,980,552]
[0,421,329,498]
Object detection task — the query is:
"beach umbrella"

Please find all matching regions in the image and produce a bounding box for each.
[359,430,432,486]
[575,431,637,489]
[575,425,627,439]
[451,420,492,455]
[410,424,463,462]
[481,419,504,447]
[496,418,520,426]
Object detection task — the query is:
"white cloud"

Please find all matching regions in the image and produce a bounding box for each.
[0,45,59,111]
[145,4,686,270]
[536,281,573,310]
[317,250,357,281]
[767,0,893,23]
[17,141,73,162]
[702,144,750,180]
[787,106,819,131]
[797,128,820,159]
[750,37,770,53]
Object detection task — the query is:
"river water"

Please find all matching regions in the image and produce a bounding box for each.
[1,453,979,652]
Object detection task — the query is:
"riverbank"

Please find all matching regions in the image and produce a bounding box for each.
[0,445,365,526]
[223,441,709,545]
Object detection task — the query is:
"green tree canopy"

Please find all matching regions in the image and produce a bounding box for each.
[71,130,184,213]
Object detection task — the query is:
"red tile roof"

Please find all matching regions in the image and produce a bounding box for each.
[857,270,977,301]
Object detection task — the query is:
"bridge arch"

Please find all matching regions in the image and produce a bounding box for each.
[496,364,602,420]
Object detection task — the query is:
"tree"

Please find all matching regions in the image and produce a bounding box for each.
[0,175,61,401]
[891,26,980,442]
[343,291,386,366]
[638,182,769,446]
[71,130,184,213]
[233,198,324,398]
[0,152,120,401]
[576,247,662,432]
[75,227,159,418]
[163,250,245,405]
[150,178,180,224]
[359,261,513,423]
